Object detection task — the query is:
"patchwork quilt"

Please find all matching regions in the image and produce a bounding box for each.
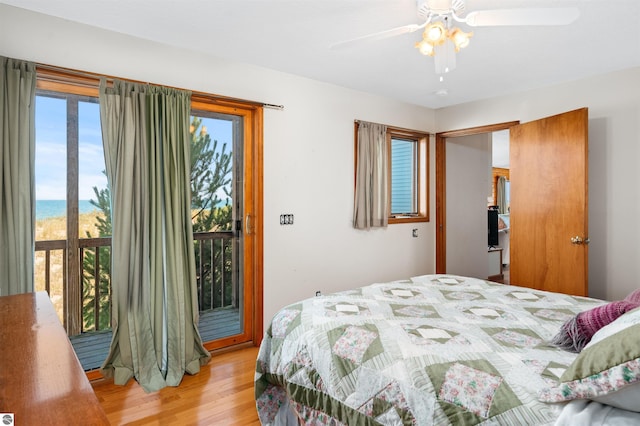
[255,275,604,425]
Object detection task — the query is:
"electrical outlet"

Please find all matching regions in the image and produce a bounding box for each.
[412,228,418,238]
[280,214,294,225]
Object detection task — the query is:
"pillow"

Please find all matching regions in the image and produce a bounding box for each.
[550,299,640,352]
[587,306,640,347]
[539,317,640,412]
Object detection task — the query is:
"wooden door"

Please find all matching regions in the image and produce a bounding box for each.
[509,108,589,296]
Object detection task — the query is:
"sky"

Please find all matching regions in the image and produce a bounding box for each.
[35,95,234,201]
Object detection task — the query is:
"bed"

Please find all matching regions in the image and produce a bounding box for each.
[255,275,640,425]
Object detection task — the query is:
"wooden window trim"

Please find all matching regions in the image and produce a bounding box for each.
[354,121,430,225]
[388,127,429,224]
[36,64,264,110]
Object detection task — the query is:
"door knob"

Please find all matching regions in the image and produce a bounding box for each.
[571,236,590,245]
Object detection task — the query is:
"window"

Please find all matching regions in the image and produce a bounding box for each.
[353,123,429,225]
[388,127,429,224]
[34,81,109,334]
[390,137,417,215]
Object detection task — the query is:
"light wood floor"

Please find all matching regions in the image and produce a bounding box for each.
[92,345,261,425]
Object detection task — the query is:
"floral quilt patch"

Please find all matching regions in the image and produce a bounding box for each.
[483,327,544,349]
[393,304,439,318]
[439,363,503,418]
[359,380,415,422]
[526,307,575,322]
[332,326,378,365]
[291,401,348,426]
[492,329,542,348]
[271,308,301,338]
[256,384,287,423]
[442,290,484,301]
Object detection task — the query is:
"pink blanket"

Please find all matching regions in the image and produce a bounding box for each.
[551,289,640,352]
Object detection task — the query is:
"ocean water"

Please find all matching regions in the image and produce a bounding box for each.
[36,200,98,220]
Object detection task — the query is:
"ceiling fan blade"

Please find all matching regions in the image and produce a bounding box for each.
[465,8,580,27]
[330,24,422,50]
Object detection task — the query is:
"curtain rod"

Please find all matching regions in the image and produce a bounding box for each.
[36,63,284,110]
[354,119,431,136]
[262,103,285,110]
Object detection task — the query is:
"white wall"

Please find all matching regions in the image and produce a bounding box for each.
[0,4,437,326]
[446,134,491,278]
[438,68,640,301]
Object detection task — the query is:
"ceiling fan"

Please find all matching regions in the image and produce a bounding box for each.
[331,0,580,74]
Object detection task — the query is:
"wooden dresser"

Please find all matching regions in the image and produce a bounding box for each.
[0,291,109,425]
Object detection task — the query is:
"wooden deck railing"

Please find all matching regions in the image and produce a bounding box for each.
[193,232,237,311]
[34,231,237,336]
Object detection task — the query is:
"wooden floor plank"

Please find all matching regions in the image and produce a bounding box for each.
[92,345,261,425]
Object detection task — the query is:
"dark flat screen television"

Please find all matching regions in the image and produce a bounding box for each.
[488,208,499,247]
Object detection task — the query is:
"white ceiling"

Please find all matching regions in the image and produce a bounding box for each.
[2,0,639,109]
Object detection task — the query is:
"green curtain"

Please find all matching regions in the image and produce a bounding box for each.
[99,79,210,392]
[0,56,36,296]
[353,121,388,229]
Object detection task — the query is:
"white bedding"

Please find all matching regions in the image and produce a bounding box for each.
[555,400,640,425]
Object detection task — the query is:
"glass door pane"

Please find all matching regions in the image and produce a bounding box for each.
[190,111,244,341]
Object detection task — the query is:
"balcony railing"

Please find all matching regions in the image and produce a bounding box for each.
[34,231,237,336]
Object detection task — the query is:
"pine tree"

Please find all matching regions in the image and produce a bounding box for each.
[81,185,112,331]
[190,117,232,232]
[82,116,233,330]
[189,117,233,310]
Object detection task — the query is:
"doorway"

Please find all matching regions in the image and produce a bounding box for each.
[444,133,492,279]
[435,121,518,274]
[435,109,589,296]
[491,130,511,282]
[440,130,510,282]
[190,99,264,352]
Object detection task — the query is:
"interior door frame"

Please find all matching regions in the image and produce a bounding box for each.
[435,121,520,273]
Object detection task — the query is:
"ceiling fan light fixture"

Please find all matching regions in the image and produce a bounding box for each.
[424,21,446,45]
[332,0,580,76]
[415,21,471,68]
[449,28,473,51]
[415,39,435,56]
